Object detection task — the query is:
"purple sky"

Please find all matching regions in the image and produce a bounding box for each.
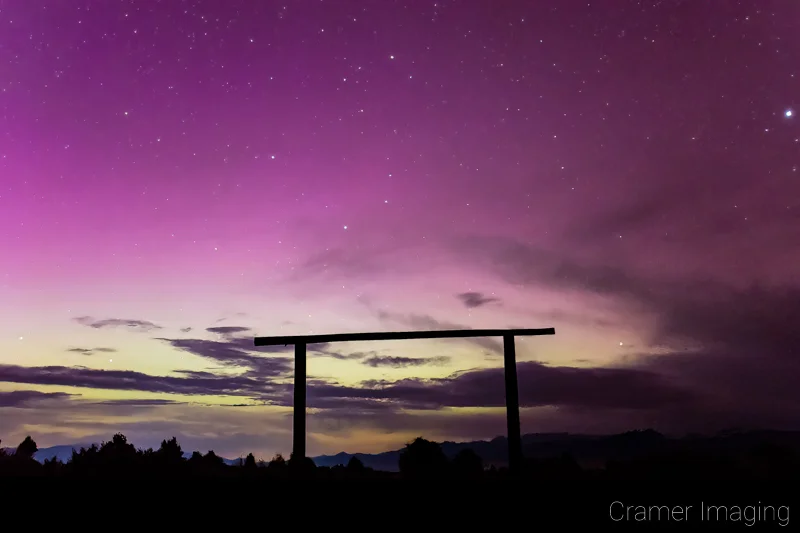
[1,0,799,459]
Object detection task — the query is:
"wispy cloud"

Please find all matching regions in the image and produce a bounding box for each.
[206,326,251,336]
[158,337,294,377]
[73,316,162,332]
[362,355,451,368]
[92,399,184,406]
[312,349,375,361]
[67,347,117,356]
[0,364,274,397]
[0,390,75,408]
[375,310,504,356]
[456,292,500,308]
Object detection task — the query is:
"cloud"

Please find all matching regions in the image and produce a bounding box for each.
[291,247,391,281]
[73,316,162,332]
[457,235,800,429]
[0,390,75,408]
[375,310,505,356]
[296,361,699,411]
[67,347,117,356]
[456,292,499,308]
[312,349,374,361]
[527,308,617,328]
[157,338,293,377]
[0,364,274,397]
[206,326,251,336]
[14,276,800,435]
[92,399,184,406]
[362,355,451,368]
[180,327,193,333]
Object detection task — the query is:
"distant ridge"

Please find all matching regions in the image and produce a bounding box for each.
[312,429,800,471]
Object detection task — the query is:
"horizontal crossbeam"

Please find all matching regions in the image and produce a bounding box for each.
[253,327,555,346]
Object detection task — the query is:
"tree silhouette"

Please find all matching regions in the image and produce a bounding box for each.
[188,451,204,465]
[2,430,799,480]
[203,450,225,467]
[156,437,184,464]
[347,456,365,473]
[398,437,449,478]
[452,448,483,477]
[244,453,257,470]
[15,436,38,460]
[289,452,316,475]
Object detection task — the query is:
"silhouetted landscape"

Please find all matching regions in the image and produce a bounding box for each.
[3,429,799,480]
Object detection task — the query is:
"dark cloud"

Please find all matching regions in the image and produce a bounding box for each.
[206,326,251,336]
[457,235,800,429]
[296,362,698,411]
[93,399,184,406]
[157,338,293,377]
[67,347,117,355]
[620,284,800,425]
[362,355,451,368]
[180,327,193,333]
[456,292,499,308]
[0,364,273,397]
[73,316,162,332]
[0,390,75,408]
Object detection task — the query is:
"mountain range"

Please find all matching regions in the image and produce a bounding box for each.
[10,429,800,472]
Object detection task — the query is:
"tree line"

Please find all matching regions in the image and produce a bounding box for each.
[1,434,798,479]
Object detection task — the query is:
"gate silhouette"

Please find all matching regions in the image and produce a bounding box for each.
[254,327,555,473]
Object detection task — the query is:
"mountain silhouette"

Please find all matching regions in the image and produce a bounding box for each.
[313,429,800,471]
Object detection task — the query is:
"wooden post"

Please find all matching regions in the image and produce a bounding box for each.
[293,342,307,462]
[503,335,522,475]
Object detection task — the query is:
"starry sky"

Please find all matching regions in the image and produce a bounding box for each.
[1,0,799,459]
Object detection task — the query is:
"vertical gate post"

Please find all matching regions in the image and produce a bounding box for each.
[293,343,307,461]
[503,335,522,475]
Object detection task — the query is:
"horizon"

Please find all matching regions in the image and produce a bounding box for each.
[2,0,799,461]
[8,426,798,465]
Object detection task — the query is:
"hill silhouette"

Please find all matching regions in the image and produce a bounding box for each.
[2,429,799,479]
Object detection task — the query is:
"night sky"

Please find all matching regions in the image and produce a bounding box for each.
[1,0,799,459]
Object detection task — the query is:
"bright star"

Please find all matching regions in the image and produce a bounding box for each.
[343,225,348,230]
[786,109,794,118]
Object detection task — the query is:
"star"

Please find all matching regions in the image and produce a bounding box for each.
[786,109,794,118]
[343,225,348,230]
